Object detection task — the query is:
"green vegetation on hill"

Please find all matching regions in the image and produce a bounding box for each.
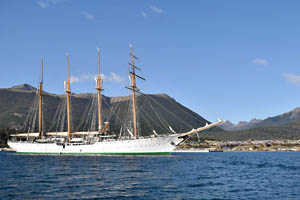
[251,107,300,129]
[205,120,300,141]
[0,89,36,129]
[0,128,16,148]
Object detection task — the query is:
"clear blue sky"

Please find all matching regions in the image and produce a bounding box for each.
[1,0,300,124]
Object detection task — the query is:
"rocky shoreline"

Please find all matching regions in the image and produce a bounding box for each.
[178,140,300,152]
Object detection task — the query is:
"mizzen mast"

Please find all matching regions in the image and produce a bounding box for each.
[126,44,145,138]
[38,57,44,138]
[66,53,72,142]
[96,48,103,133]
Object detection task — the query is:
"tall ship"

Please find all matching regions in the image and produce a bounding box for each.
[8,45,222,155]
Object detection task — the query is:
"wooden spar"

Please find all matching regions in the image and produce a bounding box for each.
[66,53,71,142]
[38,57,43,138]
[178,119,223,138]
[127,44,145,138]
[130,45,138,138]
[96,48,103,133]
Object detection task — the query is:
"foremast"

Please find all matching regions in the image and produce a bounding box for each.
[66,53,72,142]
[38,57,44,138]
[126,44,145,138]
[96,48,103,133]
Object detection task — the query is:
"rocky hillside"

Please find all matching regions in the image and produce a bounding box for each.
[209,119,300,141]
[253,108,300,128]
[0,84,220,137]
[211,108,300,141]
[220,108,300,132]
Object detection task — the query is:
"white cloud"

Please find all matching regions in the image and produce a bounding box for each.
[37,1,47,8]
[37,0,57,8]
[149,5,163,14]
[252,58,269,66]
[70,74,92,84]
[81,11,95,20]
[70,73,125,84]
[140,5,163,18]
[141,10,147,18]
[282,73,300,85]
[101,72,125,83]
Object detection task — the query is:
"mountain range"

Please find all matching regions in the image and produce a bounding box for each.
[2,84,300,141]
[219,118,262,131]
[0,84,216,137]
[212,108,300,141]
[220,107,300,132]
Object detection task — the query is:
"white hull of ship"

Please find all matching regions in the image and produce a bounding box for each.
[8,134,183,155]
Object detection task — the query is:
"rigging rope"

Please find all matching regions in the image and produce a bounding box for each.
[24,91,38,133]
[142,95,173,134]
[144,94,194,129]
[167,96,208,124]
[48,96,66,132]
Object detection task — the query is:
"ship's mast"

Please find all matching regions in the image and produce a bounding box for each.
[96,48,103,133]
[126,44,145,138]
[66,53,71,142]
[38,57,44,138]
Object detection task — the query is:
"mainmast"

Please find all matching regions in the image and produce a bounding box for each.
[126,44,145,138]
[38,57,44,138]
[66,53,71,142]
[96,48,103,133]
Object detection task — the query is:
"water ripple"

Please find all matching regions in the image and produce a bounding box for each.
[1,152,300,199]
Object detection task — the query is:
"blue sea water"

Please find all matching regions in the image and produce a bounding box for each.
[1,152,300,200]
